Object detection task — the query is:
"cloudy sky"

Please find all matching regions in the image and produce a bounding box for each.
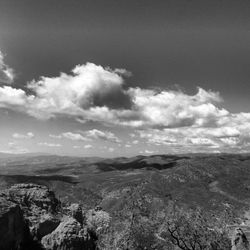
[0,0,250,157]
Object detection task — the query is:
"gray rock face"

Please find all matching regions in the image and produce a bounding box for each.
[232,228,250,250]
[0,183,97,250]
[1,183,61,241]
[6,183,60,212]
[69,203,84,224]
[32,213,61,240]
[0,197,29,250]
[41,217,95,250]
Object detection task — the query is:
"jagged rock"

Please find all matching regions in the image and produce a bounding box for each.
[0,183,62,241]
[86,209,111,233]
[0,183,97,250]
[232,228,250,250]
[0,197,29,250]
[69,203,84,224]
[30,213,61,240]
[41,216,96,250]
[5,183,60,212]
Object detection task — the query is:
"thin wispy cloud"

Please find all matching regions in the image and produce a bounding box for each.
[50,130,120,143]
[139,149,155,155]
[108,147,114,152]
[0,50,15,85]
[50,132,90,141]
[82,129,121,143]
[38,142,62,147]
[13,132,34,139]
[132,140,139,144]
[0,142,29,154]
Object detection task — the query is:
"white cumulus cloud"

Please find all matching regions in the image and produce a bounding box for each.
[0,57,250,153]
[0,62,232,130]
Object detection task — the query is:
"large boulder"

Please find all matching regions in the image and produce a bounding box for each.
[0,197,29,250]
[41,217,96,250]
[232,228,250,250]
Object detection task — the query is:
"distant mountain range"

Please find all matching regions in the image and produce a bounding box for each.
[0,152,52,158]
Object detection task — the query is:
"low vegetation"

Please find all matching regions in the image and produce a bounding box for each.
[1,153,250,249]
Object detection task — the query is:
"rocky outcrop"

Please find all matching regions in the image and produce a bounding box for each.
[0,197,30,250]
[68,203,84,224]
[41,217,96,250]
[5,183,60,212]
[1,183,61,241]
[232,228,250,250]
[86,207,110,234]
[33,213,61,240]
[0,183,98,250]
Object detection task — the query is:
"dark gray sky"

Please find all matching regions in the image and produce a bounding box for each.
[1,0,250,111]
[0,0,250,156]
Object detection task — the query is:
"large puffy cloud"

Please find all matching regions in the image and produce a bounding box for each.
[0,86,33,108]
[0,63,132,121]
[123,87,228,128]
[1,61,250,152]
[0,51,15,84]
[26,63,132,119]
[0,62,230,129]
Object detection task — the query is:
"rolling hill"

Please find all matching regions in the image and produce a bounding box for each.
[0,153,249,214]
[1,153,250,243]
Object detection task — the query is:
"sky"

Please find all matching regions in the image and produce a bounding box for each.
[0,0,250,157]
